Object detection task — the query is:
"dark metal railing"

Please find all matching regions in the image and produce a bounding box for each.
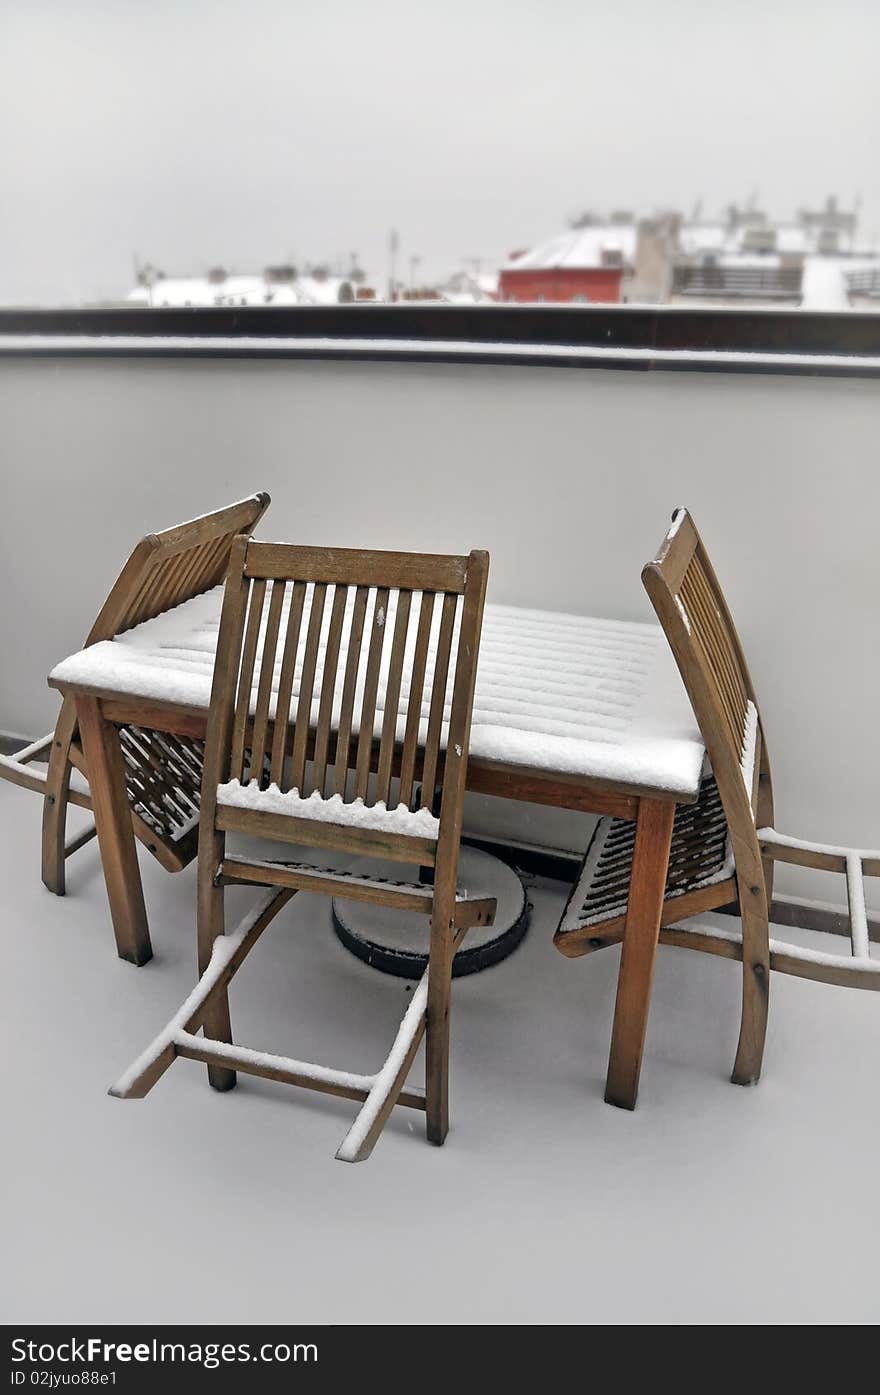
[672,265,803,300]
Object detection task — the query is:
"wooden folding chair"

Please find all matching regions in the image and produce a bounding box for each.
[110,539,495,1162]
[555,507,879,1088]
[0,493,270,895]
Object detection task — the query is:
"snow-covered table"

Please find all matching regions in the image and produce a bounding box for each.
[50,586,704,1105]
[51,586,705,802]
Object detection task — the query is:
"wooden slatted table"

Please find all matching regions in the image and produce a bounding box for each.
[49,586,705,1109]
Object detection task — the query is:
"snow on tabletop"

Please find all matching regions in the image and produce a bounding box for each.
[217,781,440,838]
[51,587,705,797]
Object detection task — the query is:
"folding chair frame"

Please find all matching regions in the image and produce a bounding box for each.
[111,538,495,1162]
[555,507,880,1089]
[0,493,270,896]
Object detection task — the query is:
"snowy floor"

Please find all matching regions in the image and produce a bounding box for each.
[3,782,879,1325]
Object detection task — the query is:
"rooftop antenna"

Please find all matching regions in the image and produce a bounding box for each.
[388,228,399,303]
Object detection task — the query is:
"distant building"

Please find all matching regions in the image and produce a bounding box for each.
[498,218,636,304]
[127,262,377,308]
[670,197,879,309]
[437,268,499,304]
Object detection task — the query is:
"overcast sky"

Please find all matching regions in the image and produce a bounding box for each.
[2,0,878,304]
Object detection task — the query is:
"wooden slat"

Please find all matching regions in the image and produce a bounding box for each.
[847,852,870,960]
[269,579,306,786]
[375,589,412,805]
[759,837,847,873]
[311,584,348,794]
[659,923,880,991]
[288,583,327,793]
[230,577,266,781]
[215,802,437,865]
[354,588,390,799]
[157,492,269,551]
[398,591,435,808]
[250,579,285,786]
[245,542,468,592]
[420,591,457,806]
[175,1033,427,1111]
[332,585,368,797]
[220,855,438,910]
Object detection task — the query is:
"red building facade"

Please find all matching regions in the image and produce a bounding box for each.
[498,264,623,304]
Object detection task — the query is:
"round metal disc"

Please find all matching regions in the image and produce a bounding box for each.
[331,845,530,979]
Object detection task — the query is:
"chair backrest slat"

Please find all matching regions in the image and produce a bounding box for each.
[354,587,391,800]
[269,580,307,787]
[311,584,349,794]
[85,493,270,643]
[375,590,413,805]
[397,591,435,808]
[289,583,328,792]
[420,591,458,806]
[332,585,370,799]
[250,579,286,784]
[230,578,266,782]
[204,543,489,860]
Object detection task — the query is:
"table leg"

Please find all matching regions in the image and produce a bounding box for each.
[75,696,152,966]
[604,796,675,1110]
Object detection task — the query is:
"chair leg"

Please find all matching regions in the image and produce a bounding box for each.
[604,797,676,1110]
[731,902,770,1086]
[41,701,78,896]
[197,831,236,1092]
[425,901,455,1145]
[74,697,152,966]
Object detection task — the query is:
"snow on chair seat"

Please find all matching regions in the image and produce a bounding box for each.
[216,779,440,839]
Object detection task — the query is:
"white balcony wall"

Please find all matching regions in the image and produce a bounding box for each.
[1,353,878,908]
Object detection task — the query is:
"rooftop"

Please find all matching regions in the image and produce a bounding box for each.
[502,223,638,272]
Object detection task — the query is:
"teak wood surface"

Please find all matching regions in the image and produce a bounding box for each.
[557,506,880,1110]
[109,540,497,1161]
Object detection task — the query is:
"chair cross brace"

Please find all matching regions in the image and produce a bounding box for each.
[110,886,470,1162]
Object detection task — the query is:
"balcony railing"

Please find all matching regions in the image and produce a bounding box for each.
[671,264,803,301]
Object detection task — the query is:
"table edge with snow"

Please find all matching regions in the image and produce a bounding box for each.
[49,586,705,810]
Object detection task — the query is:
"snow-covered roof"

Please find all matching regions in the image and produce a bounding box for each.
[678,221,879,262]
[127,273,360,308]
[801,256,880,310]
[503,224,637,272]
[439,268,499,303]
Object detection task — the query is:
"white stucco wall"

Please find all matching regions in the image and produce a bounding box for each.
[1,353,877,903]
